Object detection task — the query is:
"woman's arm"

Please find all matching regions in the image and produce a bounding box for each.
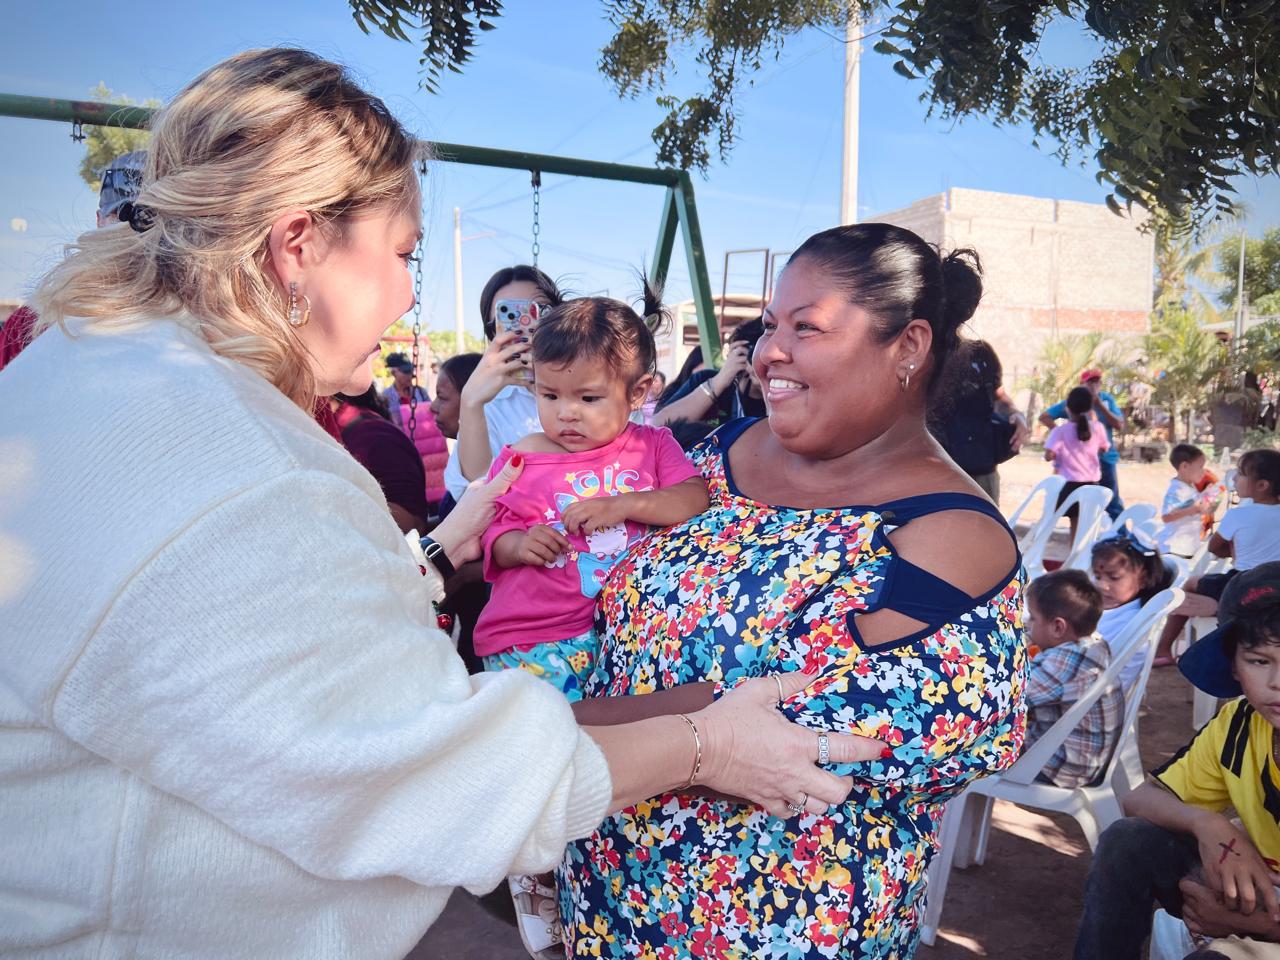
[587,671,884,817]
[651,342,751,428]
[457,332,526,481]
[1208,532,1233,558]
[572,683,714,726]
[561,477,710,535]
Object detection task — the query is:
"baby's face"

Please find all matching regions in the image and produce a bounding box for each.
[534,356,640,453]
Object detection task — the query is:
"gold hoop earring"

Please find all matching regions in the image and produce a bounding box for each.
[287,281,311,328]
[899,362,916,392]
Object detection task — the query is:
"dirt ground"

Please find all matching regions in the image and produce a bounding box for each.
[413,451,1196,960]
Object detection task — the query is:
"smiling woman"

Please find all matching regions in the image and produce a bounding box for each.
[561,223,1028,960]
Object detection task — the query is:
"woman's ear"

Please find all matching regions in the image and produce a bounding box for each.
[896,319,934,375]
[266,209,320,292]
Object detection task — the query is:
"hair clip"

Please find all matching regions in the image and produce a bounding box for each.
[1096,525,1158,557]
[117,201,156,234]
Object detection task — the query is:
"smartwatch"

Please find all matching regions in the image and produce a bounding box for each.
[419,536,456,580]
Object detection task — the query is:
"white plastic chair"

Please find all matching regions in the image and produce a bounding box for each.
[1008,476,1067,565]
[1173,553,1232,729]
[919,587,1184,946]
[1057,485,1117,572]
[1103,503,1158,541]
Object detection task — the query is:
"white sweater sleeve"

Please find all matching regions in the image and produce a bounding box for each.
[47,468,611,891]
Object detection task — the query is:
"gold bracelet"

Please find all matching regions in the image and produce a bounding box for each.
[677,713,703,789]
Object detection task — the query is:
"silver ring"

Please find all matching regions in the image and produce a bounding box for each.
[773,674,784,706]
[786,792,808,816]
[817,733,830,766]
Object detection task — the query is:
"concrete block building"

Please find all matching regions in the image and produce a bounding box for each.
[870,187,1155,386]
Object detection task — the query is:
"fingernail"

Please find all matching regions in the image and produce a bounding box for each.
[510,453,523,468]
[880,747,894,759]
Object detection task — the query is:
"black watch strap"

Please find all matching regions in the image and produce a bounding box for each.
[419,536,456,579]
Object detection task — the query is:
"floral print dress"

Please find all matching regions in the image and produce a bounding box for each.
[558,419,1027,959]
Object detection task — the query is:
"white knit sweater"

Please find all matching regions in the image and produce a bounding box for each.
[0,316,611,959]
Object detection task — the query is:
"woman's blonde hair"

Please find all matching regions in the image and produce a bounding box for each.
[33,48,419,409]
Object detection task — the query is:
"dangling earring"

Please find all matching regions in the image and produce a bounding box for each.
[900,362,916,392]
[287,281,311,328]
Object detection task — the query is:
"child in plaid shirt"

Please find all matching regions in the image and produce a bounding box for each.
[1024,569,1122,788]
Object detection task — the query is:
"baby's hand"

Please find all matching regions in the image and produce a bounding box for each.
[562,496,629,535]
[516,525,570,566]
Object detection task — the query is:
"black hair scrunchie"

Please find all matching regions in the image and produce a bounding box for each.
[117,201,156,233]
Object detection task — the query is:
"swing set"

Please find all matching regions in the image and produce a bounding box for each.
[0,92,726,436]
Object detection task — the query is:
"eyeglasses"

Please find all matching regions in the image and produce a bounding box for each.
[1095,526,1158,558]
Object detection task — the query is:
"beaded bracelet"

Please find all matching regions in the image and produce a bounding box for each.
[677,713,703,789]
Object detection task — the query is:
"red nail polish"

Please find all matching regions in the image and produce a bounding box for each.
[880,747,894,760]
[510,453,523,468]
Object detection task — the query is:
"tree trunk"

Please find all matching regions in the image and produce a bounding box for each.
[1168,401,1180,443]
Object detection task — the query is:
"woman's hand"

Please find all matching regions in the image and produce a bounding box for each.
[708,340,752,398]
[1193,812,1280,921]
[461,331,529,408]
[1010,413,1029,453]
[691,670,886,818]
[428,455,525,565]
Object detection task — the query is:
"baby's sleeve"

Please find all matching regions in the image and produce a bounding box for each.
[650,426,701,487]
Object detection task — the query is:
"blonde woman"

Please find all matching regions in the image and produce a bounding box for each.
[0,49,881,959]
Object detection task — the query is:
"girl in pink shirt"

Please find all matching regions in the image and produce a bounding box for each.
[475,292,709,958]
[475,293,709,698]
[1045,385,1111,542]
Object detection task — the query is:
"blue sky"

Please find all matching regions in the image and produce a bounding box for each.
[2,0,1277,338]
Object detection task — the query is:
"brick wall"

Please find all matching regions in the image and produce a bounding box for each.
[872,187,1154,387]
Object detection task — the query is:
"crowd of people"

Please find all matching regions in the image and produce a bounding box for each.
[2,43,1280,960]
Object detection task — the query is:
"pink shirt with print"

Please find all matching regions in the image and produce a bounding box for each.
[1045,418,1111,482]
[474,422,701,657]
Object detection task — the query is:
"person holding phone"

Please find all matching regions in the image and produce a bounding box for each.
[651,317,766,429]
[441,265,564,501]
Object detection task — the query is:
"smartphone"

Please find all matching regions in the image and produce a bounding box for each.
[495,299,542,337]
[495,299,541,381]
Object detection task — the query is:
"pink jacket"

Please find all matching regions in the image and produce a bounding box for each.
[400,403,448,506]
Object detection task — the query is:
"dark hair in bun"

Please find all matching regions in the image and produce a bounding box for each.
[788,223,983,391]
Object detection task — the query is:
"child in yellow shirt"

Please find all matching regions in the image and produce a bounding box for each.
[1074,562,1280,960]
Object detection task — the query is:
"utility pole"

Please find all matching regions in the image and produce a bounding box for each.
[839,10,862,225]
[1234,225,1248,343]
[453,207,465,354]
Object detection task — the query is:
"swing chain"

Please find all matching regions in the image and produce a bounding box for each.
[406,160,427,440]
[530,169,541,267]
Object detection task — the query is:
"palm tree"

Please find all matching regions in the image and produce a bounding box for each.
[1136,308,1225,442]
[1152,214,1224,321]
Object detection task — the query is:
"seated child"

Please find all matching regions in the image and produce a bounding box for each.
[1045,385,1112,544]
[1156,449,1280,663]
[1158,443,1215,559]
[473,292,710,959]
[1073,563,1280,960]
[1091,528,1175,687]
[1025,569,1120,789]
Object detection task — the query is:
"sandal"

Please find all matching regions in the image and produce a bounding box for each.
[508,873,564,959]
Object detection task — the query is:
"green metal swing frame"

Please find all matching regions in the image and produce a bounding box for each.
[0,93,723,364]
